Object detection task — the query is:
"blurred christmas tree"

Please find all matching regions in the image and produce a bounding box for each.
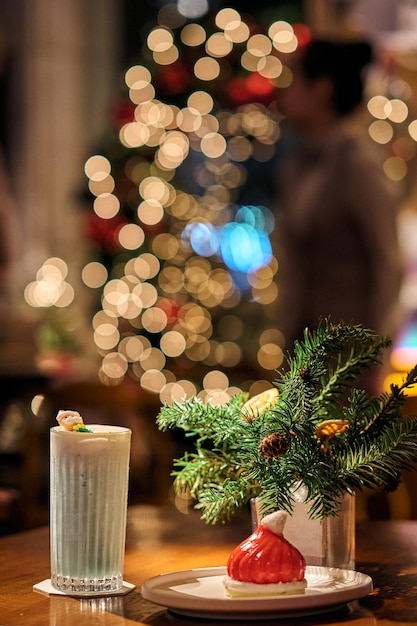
[23,2,417,399]
[81,3,307,403]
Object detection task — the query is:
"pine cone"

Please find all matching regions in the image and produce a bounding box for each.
[259,432,290,458]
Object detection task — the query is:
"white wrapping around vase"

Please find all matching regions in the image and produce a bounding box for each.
[250,484,355,570]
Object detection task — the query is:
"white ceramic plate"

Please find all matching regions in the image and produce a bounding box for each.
[141,565,373,620]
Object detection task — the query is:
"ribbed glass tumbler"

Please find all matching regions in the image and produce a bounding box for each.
[50,425,131,595]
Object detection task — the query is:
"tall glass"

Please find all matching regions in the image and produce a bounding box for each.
[50,425,131,595]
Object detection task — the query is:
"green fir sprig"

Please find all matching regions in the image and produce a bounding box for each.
[156,320,417,523]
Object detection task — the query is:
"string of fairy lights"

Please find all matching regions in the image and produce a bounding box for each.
[24,4,417,402]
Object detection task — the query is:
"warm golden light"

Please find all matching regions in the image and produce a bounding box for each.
[252,280,278,305]
[240,50,259,72]
[137,199,164,225]
[142,307,168,333]
[140,347,166,371]
[215,7,241,29]
[227,136,253,162]
[257,342,283,370]
[24,258,75,308]
[133,253,160,280]
[224,20,250,44]
[203,369,229,390]
[215,341,241,367]
[187,91,213,115]
[129,84,156,105]
[206,32,233,58]
[408,119,417,141]
[257,55,283,79]
[385,98,408,124]
[203,389,231,406]
[160,330,187,357]
[195,113,219,137]
[93,310,117,330]
[84,155,111,181]
[367,95,389,119]
[368,120,393,144]
[118,335,146,362]
[153,46,179,66]
[38,257,68,280]
[118,223,145,250]
[260,327,285,348]
[94,324,120,350]
[180,23,206,46]
[383,156,407,181]
[194,57,220,81]
[100,352,128,380]
[82,262,108,289]
[93,193,120,219]
[151,233,180,259]
[31,394,45,416]
[133,282,158,309]
[88,175,115,197]
[147,28,174,53]
[125,65,152,89]
[160,380,197,403]
[247,34,272,57]
[269,21,298,53]
[200,132,227,158]
[141,369,166,393]
[176,109,202,133]
[119,122,150,148]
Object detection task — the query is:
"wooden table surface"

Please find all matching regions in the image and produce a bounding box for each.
[1,504,417,626]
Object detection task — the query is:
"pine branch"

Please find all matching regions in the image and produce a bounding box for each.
[318,335,388,406]
[156,320,417,523]
[195,477,259,524]
[334,420,417,492]
[157,393,249,445]
[276,321,390,427]
[173,448,241,496]
[360,365,417,436]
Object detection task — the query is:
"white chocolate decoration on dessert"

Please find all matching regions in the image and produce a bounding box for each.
[224,510,307,597]
[56,410,91,432]
[261,510,287,534]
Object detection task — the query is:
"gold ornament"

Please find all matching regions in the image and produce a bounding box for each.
[314,419,350,454]
[314,419,350,441]
[241,388,279,420]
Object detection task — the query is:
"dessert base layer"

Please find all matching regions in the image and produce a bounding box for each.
[223,575,307,597]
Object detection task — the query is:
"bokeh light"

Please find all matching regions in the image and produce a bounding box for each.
[82,262,108,289]
[24,258,75,308]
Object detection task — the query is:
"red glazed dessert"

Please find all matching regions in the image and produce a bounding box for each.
[224,510,307,597]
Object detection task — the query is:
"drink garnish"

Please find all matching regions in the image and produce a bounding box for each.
[56,410,92,432]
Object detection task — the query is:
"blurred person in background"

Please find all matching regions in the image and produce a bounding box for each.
[275,38,403,394]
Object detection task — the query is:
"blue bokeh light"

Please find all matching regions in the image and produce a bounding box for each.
[235,205,275,235]
[220,222,272,273]
[183,222,220,257]
[182,205,274,286]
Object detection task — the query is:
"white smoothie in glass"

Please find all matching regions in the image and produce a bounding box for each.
[50,419,131,595]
